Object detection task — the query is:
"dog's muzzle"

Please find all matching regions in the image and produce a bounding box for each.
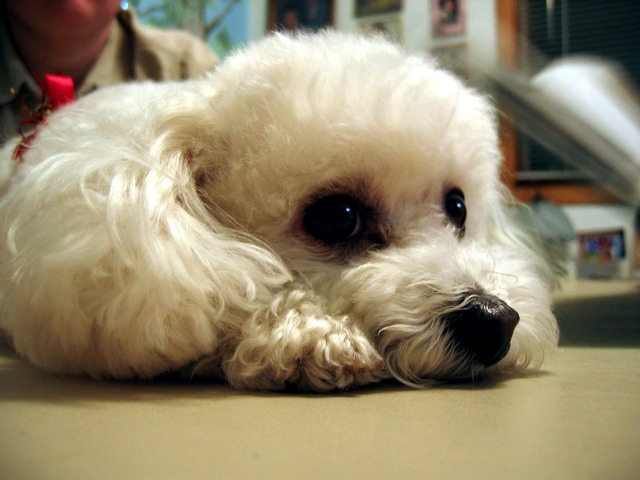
[446,295,520,367]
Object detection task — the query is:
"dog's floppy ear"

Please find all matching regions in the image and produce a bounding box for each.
[0,91,291,378]
[149,89,235,202]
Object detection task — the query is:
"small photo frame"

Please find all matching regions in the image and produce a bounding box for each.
[576,229,626,278]
[431,42,467,75]
[357,16,403,44]
[431,0,466,37]
[268,0,333,32]
[355,0,403,18]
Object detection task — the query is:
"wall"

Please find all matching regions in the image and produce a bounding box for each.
[246,0,638,279]
[249,0,497,64]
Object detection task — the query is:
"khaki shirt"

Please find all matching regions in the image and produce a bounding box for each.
[0,10,219,145]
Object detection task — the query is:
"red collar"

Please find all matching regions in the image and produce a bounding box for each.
[13,73,75,162]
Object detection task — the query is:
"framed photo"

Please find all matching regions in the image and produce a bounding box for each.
[431,42,467,75]
[432,0,466,37]
[355,0,402,17]
[268,0,334,32]
[576,229,626,278]
[357,16,403,44]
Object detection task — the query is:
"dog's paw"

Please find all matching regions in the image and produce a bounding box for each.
[295,331,386,391]
[221,310,385,392]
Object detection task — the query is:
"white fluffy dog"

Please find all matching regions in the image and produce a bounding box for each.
[0,32,558,391]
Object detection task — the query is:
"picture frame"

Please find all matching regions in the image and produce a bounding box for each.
[431,0,466,37]
[576,229,626,278]
[357,16,403,44]
[268,0,334,32]
[430,42,467,75]
[355,0,402,18]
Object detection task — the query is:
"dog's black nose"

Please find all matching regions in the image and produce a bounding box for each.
[446,295,520,366]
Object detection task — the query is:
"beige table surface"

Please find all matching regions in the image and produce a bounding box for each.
[1,280,639,480]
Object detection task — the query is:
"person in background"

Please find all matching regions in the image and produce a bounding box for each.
[0,0,219,145]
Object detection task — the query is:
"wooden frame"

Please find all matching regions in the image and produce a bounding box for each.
[355,0,402,18]
[431,0,466,38]
[496,2,618,204]
[267,0,334,32]
[356,16,404,44]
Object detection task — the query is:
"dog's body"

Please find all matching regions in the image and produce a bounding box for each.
[0,32,558,391]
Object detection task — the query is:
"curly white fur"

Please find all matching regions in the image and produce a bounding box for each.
[0,32,558,391]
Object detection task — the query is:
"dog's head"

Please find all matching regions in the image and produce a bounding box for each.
[166,32,558,386]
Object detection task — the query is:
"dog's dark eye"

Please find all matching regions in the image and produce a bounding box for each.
[444,188,466,236]
[303,195,364,244]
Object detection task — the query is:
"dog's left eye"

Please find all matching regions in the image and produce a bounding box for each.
[303,195,364,244]
[444,188,466,236]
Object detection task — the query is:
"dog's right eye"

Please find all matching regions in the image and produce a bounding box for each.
[303,195,364,244]
[444,188,466,237]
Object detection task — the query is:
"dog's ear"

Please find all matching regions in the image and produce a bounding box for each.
[149,95,234,197]
[118,102,293,313]
[0,98,292,379]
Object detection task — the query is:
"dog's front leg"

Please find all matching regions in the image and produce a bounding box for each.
[218,289,385,391]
